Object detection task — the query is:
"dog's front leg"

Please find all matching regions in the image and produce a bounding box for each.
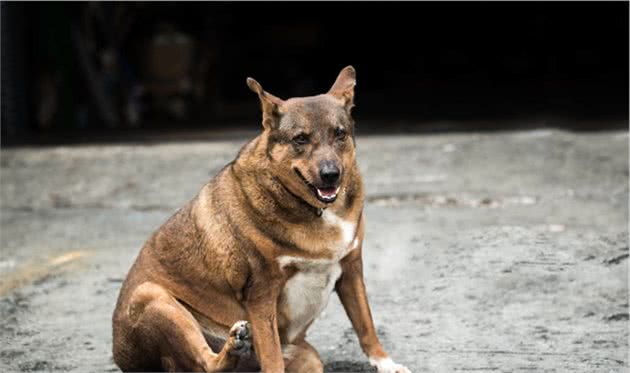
[337,250,411,373]
[245,285,285,373]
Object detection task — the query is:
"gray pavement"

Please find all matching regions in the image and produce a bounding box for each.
[1,128,628,372]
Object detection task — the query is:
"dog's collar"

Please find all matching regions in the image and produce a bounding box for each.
[273,176,326,217]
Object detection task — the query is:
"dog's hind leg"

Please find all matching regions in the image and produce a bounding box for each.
[116,282,250,372]
[282,340,324,373]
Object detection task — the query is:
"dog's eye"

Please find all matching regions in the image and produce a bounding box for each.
[335,127,347,140]
[293,133,310,145]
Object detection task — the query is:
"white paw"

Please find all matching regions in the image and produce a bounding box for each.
[369,357,412,373]
[227,320,252,356]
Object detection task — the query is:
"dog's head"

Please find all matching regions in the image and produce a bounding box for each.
[247,66,357,208]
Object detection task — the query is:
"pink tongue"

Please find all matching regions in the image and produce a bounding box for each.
[319,187,337,197]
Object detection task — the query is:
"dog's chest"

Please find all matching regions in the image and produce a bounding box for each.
[279,261,342,342]
[277,210,358,343]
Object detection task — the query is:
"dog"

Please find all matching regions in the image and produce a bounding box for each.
[112,66,411,373]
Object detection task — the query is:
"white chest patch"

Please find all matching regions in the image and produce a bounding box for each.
[322,209,356,258]
[277,211,358,342]
[279,258,342,342]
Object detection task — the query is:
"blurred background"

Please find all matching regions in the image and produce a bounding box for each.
[1,1,628,145]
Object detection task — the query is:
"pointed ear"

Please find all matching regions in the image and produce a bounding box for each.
[247,77,284,129]
[328,65,356,112]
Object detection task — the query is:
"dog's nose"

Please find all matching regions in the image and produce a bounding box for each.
[319,162,340,185]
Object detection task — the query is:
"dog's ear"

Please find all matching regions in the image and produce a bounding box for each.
[247,77,284,130]
[328,65,356,112]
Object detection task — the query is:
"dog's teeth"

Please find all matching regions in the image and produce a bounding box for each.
[316,188,338,201]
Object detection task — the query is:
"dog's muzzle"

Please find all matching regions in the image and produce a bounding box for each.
[294,168,340,204]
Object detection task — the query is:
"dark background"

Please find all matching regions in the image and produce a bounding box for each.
[1,1,628,145]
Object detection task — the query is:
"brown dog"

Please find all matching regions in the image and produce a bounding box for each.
[112,66,411,373]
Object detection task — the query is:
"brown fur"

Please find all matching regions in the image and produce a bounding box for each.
[112,66,394,372]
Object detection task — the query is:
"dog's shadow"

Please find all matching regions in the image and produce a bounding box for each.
[324,360,373,372]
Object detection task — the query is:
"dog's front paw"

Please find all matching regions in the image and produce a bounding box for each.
[369,357,412,373]
[227,320,252,356]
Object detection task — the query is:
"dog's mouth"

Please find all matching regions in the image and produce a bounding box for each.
[294,168,340,204]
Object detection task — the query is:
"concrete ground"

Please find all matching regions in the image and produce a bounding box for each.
[0,127,628,372]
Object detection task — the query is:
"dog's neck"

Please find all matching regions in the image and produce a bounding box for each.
[272,175,324,217]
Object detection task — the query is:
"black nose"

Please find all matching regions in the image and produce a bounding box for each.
[319,161,340,185]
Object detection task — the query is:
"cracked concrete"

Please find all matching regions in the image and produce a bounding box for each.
[1,127,628,372]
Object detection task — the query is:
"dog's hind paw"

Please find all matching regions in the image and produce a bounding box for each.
[227,320,252,356]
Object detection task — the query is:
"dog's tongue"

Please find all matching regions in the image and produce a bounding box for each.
[316,187,338,199]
